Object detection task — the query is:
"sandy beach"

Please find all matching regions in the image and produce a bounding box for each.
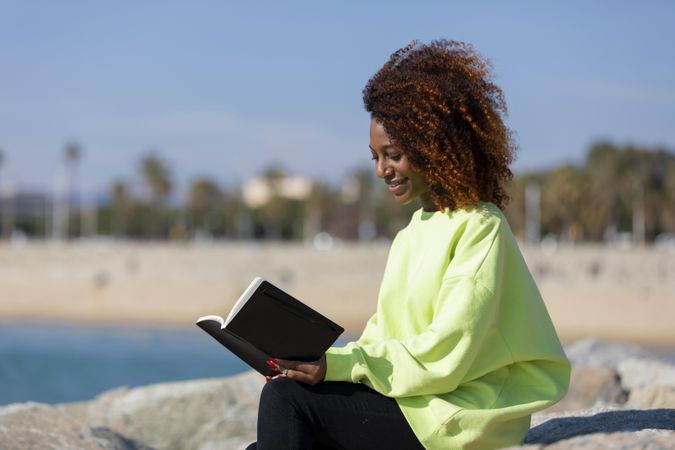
[0,241,673,347]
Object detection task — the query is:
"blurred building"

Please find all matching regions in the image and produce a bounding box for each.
[242,175,313,208]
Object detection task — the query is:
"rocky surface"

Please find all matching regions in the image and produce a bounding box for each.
[2,338,675,449]
[618,358,675,390]
[517,407,675,449]
[511,338,675,449]
[60,371,264,450]
[0,402,152,450]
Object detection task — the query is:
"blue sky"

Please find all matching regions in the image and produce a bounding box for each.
[1,1,674,199]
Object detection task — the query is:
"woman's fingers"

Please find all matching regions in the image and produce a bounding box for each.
[274,358,325,385]
[276,359,318,374]
[292,362,319,374]
[284,367,321,385]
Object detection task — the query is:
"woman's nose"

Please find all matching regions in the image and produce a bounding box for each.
[376,160,392,179]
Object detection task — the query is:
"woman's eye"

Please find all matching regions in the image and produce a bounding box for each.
[389,153,401,161]
[370,154,378,161]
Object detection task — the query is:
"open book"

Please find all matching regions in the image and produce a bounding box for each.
[196,277,344,376]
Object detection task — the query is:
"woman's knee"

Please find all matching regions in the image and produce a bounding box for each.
[259,377,306,410]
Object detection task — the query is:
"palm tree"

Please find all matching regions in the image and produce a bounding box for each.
[139,152,172,238]
[352,167,377,240]
[304,181,324,241]
[65,142,82,238]
[111,180,133,237]
[584,142,621,240]
[187,178,222,235]
[141,153,172,204]
[258,165,287,239]
[541,165,586,242]
[0,148,5,239]
[51,142,82,240]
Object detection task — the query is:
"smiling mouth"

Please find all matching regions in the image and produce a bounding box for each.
[388,178,408,191]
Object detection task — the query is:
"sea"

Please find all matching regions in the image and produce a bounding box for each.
[6,322,675,408]
[0,322,254,406]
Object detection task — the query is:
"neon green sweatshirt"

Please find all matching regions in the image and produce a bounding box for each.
[325,203,570,449]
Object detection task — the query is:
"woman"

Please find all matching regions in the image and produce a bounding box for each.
[246,39,570,450]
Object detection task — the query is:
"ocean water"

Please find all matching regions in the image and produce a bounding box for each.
[0,322,251,406]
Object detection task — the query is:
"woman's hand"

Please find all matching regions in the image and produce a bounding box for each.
[273,355,327,385]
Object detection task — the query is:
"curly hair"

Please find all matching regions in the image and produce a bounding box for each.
[363,39,515,211]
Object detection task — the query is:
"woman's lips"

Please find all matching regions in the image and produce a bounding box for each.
[388,178,408,193]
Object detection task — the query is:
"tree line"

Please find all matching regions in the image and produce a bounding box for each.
[505,141,674,243]
[0,141,673,243]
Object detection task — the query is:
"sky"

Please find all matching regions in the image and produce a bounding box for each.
[1,1,674,200]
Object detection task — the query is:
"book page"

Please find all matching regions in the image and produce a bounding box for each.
[196,315,225,326]
[224,276,265,326]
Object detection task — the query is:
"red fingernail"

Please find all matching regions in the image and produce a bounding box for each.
[265,376,271,382]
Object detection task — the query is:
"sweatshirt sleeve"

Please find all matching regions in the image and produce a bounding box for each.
[325,215,505,398]
[325,275,501,397]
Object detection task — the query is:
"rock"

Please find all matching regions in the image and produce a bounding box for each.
[515,406,675,449]
[618,358,675,390]
[518,430,675,449]
[59,371,264,450]
[547,366,626,412]
[89,427,155,450]
[628,386,675,409]
[0,402,102,450]
[564,337,662,369]
[5,338,675,450]
[0,402,152,450]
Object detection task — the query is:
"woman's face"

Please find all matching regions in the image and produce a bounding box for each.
[369,119,435,210]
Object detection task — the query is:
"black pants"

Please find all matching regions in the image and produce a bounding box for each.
[245,378,425,450]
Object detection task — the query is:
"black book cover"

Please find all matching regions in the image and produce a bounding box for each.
[197,278,344,376]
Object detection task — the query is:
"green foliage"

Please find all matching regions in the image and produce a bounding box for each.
[65,142,82,163]
[140,152,172,205]
[187,178,222,233]
[505,142,675,242]
[5,143,673,243]
[136,152,173,238]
